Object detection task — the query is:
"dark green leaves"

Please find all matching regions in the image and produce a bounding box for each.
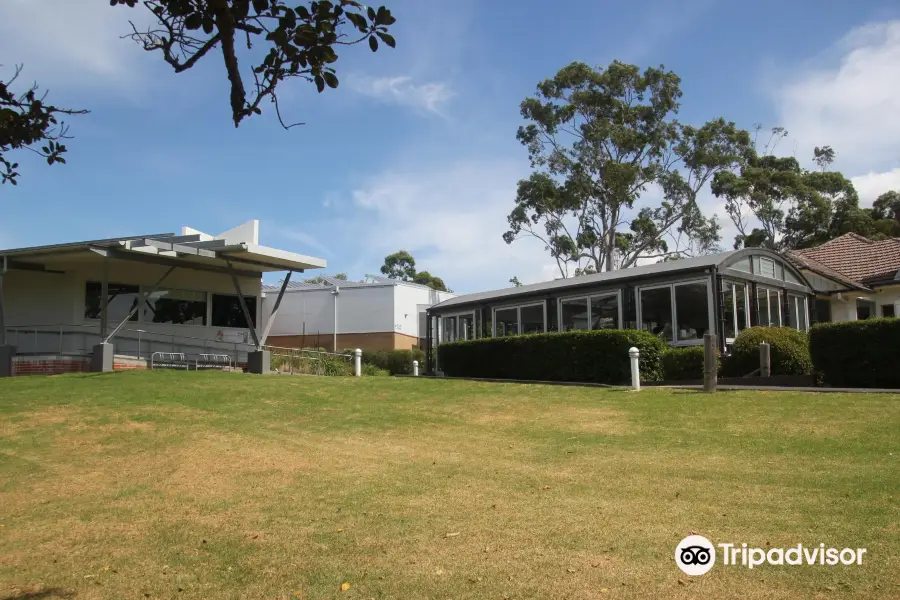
[322,71,338,89]
[376,31,395,48]
[368,35,378,51]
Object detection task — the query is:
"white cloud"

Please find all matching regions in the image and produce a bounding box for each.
[269,226,334,258]
[347,75,453,116]
[774,20,900,175]
[851,168,900,206]
[0,0,155,90]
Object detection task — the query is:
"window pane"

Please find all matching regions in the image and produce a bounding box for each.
[675,283,709,341]
[731,257,752,272]
[458,315,474,340]
[755,287,768,325]
[722,284,735,339]
[441,316,457,342]
[589,294,618,329]
[786,296,799,329]
[143,288,206,325]
[759,258,776,279]
[882,304,896,318]
[211,294,257,328]
[814,299,832,323]
[856,299,874,320]
[640,287,673,342]
[495,308,518,336]
[798,298,808,330]
[734,283,748,330]
[560,298,589,331]
[547,298,559,332]
[84,281,139,323]
[769,289,782,326]
[520,304,545,334]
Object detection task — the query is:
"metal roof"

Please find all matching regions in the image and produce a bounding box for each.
[431,251,738,310]
[263,274,447,293]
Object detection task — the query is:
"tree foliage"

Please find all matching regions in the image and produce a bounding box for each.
[302,272,347,284]
[115,0,396,127]
[505,61,751,276]
[0,65,87,186]
[380,250,450,292]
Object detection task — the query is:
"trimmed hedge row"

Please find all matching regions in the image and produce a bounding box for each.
[437,329,667,384]
[661,346,706,381]
[810,318,900,388]
[721,326,812,377]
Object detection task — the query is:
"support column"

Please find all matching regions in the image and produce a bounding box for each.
[99,258,109,340]
[259,271,292,346]
[225,261,261,349]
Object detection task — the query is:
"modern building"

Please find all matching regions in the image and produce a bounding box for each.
[787,233,900,322]
[262,276,454,351]
[425,248,816,372]
[0,220,324,376]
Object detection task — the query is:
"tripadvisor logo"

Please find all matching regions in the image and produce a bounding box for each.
[675,536,867,575]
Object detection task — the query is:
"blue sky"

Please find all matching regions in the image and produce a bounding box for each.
[2,0,900,292]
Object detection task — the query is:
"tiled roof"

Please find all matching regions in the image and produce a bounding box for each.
[785,250,871,291]
[790,233,900,289]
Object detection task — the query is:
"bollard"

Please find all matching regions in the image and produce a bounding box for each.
[628,346,640,391]
[413,360,419,376]
[354,348,361,377]
[759,342,771,378]
[703,333,717,393]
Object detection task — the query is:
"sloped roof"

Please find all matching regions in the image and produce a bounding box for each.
[785,250,872,292]
[790,233,900,289]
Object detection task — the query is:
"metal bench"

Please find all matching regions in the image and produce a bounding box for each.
[150,352,190,370]
[196,354,233,370]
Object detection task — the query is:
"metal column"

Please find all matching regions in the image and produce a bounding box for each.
[226,261,262,349]
[259,271,292,346]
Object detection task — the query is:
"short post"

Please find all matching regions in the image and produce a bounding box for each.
[703,333,717,393]
[354,348,361,377]
[413,360,419,376]
[760,342,771,378]
[628,346,640,391]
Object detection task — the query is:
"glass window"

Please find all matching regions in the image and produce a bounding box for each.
[756,287,781,326]
[734,283,748,331]
[856,299,874,320]
[143,288,206,325]
[723,284,736,339]
[798,298,808,331]
[458,314,474,340]
[731,257,752,272]
[640,287,673,343]
[769,289,782,326]
[560,298,589,331]
[441,316,457,343]
[520,304,545,335]
[483,309,493,338]
[784,268,801,284]
[547,298,559,332]
[590,294,619,329]
[759,258,776,279]
[211,293,257,328]
[494,307,518,337]
[882,304,896,318]
[675,282,709,341]
[84,281,139,323]
[814,299,832,323]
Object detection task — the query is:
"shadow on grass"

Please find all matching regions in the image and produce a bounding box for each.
[1,589,74,600]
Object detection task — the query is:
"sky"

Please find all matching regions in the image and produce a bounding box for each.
[2,0,900,293]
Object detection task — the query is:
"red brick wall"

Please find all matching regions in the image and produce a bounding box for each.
[13,357,90,376]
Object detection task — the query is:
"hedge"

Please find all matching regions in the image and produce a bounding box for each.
[351,349,425,376]
[437,329,667,384]
[809,318,900,388]
[720,326,812,377]
[661,346,707,381]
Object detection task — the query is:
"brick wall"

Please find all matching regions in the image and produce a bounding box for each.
[13,356,90,376]
[267,331,421,352]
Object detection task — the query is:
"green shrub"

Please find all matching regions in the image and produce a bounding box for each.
[721,327,811,377]
[270,349,352,376]
[809,318,900,388]
[361,363,391,377]
[347,349,425,375]
[661,346,707,381]
[437,329,667,384]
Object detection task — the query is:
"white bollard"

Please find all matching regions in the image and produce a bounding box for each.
[628,346,640,391]
[354,348,362,377]
[413,360,419,376]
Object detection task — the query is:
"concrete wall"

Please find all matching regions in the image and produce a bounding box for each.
[819,284,900,321]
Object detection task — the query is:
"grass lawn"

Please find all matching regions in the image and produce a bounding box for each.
[0,372,898,599]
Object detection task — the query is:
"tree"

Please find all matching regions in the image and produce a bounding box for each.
[116,0,396,127]
[871,191,900,223]
[302,272,347,284]
[509,276,523,287]
[380,250,416,281]
[813,145,835,171]
[379,250,450,292]
[0,65,87,186]
[505,61,751,276]
[3,0,396,186]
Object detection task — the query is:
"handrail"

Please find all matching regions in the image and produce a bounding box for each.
[262,345,352,359]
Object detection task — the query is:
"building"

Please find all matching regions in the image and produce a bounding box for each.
[787,233,900,322]
[425,248,816,372]
[0,220,324,376]
[262,276,454,351]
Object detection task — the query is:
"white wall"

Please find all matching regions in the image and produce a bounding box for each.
[822,285,900,321]
[265,285,396,336]
[393,283,455,338]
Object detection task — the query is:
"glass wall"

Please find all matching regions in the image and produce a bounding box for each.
[441,315,458,343]
[590,294,619,329]
[520,304,545,334]
[722,281,749,340]
[755,287,781,326]
[494,307,518,337]
[786,294,809,331]
[639,280,710,344]
[143,288,207,325]
[459,314,474,340]
[560,293,619,331]
[560,298,589,331]
[212,294,257,328]
[84,281,140,323]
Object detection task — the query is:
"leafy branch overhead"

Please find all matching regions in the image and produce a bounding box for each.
[114,0,396,127]
[0,65,88,186]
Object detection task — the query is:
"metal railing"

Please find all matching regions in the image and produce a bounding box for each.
[262,345,352,376]
[4,323,256,365]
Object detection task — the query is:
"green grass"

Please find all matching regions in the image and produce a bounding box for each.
[0,371,898,599]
